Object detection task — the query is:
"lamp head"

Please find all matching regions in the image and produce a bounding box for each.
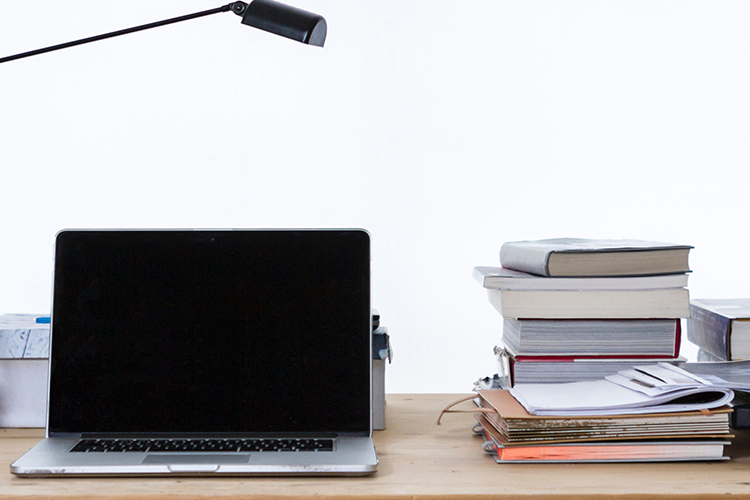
[234,0,326,47]
[0,1,326,65]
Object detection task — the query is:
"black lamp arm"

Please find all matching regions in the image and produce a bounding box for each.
[0,2,248,65]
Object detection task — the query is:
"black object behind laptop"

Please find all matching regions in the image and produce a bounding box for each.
[12,229,378,476]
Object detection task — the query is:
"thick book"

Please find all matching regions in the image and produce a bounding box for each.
[473,266,689,291]
[502,318,681,358]
[687,298,750,361]
[494,345,685,386]
[499,238,692,277]
[486,287,690,319]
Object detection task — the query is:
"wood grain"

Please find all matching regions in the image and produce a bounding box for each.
[2,394,750,499]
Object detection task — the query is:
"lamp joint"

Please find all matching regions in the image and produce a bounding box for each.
[231,2,248,16]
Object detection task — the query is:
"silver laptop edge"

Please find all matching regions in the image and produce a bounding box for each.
[11,229,378,476]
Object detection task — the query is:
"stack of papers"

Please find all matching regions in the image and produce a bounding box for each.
[470,364,739,463]
[510,364,734,416]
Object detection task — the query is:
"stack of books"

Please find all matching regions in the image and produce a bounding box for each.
[441,363,740,463]
[474,238,693,385]
[471,370,734,463]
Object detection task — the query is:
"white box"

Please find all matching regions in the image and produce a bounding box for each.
[0,314,50,428]
[0,359,47,427]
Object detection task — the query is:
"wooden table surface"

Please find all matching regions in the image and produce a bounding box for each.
[3,393,750,499]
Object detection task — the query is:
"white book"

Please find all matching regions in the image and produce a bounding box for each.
[502,318,681,357]
[473,266,689,291]
[487,287,690,319]
[499,238,692,277]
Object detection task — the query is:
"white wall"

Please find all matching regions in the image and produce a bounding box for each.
[1,1,749,393]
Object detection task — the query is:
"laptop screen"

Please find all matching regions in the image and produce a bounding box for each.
[48,229,371,436]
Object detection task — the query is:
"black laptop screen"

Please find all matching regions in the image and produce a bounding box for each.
[48,229,371,435]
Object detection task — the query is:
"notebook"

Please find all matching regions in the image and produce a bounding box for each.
[11,229,378,476]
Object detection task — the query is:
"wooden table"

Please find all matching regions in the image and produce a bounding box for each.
[3,394,750,499]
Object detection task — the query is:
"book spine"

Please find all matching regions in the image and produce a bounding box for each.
[673,320,682,358]
[687,304,732,360]
[499,244,551,277]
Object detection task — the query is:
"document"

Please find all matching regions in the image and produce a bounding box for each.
[510,365,734,416]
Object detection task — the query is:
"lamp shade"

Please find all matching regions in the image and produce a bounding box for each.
[0,1,326,65]
[241,0,326,47]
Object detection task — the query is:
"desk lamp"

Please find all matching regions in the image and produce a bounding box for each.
[0,0,326,64]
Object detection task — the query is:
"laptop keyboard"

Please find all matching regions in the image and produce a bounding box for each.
[71,438,334,453]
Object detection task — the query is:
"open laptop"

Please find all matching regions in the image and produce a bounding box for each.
[12,229,378,476]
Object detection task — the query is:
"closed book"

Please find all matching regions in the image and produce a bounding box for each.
[502,318,681,358]
[499,238,692,277]
[687,299,750,361]
[473,266,689,291]
[486,287,690,319]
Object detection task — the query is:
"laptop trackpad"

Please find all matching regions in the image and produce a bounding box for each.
[143,454,250,465]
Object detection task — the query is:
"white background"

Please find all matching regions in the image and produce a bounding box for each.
[1,1,749,393]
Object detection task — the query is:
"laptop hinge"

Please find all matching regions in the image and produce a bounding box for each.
[74,432,342,440]
[47,432,83,439]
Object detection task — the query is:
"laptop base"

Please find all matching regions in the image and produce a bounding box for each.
[12,435,378,476]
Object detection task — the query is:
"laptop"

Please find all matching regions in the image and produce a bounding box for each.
[11,229,378,476]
